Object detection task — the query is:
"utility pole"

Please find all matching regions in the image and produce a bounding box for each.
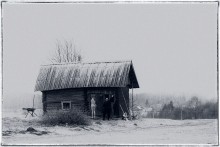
[132,81,134,119]
[33,95,35,108]
[181,105,185,120]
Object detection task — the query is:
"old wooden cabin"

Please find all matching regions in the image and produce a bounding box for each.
[35,60,139,117]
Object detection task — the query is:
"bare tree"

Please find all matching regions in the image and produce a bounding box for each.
[188,96,201,109]
[50,40,82,63]
[187,96,201,119]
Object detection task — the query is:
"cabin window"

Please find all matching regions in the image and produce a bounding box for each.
[61,101,71,110]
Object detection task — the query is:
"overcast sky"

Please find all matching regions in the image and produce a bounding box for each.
[2,2,218,99]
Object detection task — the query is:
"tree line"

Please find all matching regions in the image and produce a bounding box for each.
[157,96,218,119]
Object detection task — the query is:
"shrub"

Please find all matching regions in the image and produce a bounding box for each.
[40,108,91,126]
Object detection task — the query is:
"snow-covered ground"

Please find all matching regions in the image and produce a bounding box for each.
[2,109,218,145]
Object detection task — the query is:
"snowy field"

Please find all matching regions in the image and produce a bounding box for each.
[2,109,218,145]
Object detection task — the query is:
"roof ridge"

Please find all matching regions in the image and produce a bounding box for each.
[41,60,132,66]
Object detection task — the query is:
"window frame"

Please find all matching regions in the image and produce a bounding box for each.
[61,101,71,110]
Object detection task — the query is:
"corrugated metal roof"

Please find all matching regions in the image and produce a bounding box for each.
[35,60,139,91]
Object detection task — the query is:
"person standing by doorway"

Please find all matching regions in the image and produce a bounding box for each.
[91,97,96,119]
[103,97,111,120]
[110,95,115,119]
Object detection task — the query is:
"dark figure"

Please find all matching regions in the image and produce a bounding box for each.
[110,95,115,118]
[103,98,111,120]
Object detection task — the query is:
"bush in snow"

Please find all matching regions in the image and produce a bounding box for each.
[40,108,91,126]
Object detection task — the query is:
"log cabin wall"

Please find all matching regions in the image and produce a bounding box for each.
[44,88,85,111]
[42,87,129,118]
